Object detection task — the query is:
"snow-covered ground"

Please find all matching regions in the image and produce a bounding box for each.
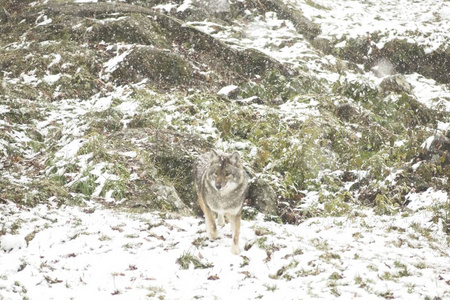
[1,200,449,300]
[295,0,450,52]
[2,0,450,299]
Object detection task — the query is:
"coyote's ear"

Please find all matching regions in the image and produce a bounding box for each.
[210,149,220,162]
[229,151,241,167]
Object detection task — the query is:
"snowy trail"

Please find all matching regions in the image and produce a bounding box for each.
[1,202,449,299]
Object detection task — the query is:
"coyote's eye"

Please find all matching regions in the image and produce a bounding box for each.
[225,171,232,177]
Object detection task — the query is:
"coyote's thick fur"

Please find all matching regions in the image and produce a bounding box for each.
[193,150,249,254]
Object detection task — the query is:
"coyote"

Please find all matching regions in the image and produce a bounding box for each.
[193,150,249,254]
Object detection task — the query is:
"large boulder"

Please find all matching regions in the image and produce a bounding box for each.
[247,178,278,215]
[421,134,450,165]
[111,47,194,85]
[150,184,188,213]
[379,74,413,95]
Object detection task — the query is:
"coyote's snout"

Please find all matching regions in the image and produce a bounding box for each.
[193,150,249,254]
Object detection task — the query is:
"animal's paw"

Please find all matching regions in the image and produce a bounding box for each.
[231,244,240,255]
[208,230,219,240]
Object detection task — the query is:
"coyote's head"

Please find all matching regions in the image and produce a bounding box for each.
[206,150,244,193]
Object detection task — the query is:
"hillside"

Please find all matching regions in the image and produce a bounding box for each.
[0,0,449,299]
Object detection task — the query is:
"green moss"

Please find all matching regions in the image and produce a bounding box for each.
[323,192,352,216]
[0,177,69,207]
[112,47,193,85]
[149,146,196,208]
[242,206,259,220]
[77,134,112,162]
[242,70,325,103]
[70,170,97,197]
[176,251,213,270]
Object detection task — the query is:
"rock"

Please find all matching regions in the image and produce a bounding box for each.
[248,178,278,215]
[218,85,240,100]
[112,47,193,85]
[379,74,413,95]
[257,0,321,40]
[422,134,450,152]
[270,94,284,106]
[150,184,187,213]
[420,134,450,166]
[236,96,263,105]
[176,0,231,22]
[336,103,358,122]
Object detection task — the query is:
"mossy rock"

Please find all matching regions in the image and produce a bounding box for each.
[107,128,211,211]
[335,103,358,122]
[334,37,369,64]
[111,47,194,85]
[85,14,170,46]
[379,74,413,95]
[247,178,278,215]
[378,39,426,74]
[421,46,450,84]
[395,94,436,127]
[129,183,189,213]
[238,48,291,77]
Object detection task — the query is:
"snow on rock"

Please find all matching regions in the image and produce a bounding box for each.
[102,46,134,78]
[35,14,52,27]
[217,85,240,99]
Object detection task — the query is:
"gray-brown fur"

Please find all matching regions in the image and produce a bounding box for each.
[193,150,248,254]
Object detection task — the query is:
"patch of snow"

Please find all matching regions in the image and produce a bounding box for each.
[421,135,435,150]
[0,235,27,252]
[102,47,134,76]
[115,100,139,116]
[90,163,119,198]
[93,96,112,112]
[54,138,86,161]
[406,73,450,111]
[118,151,137,158]
[35,14,52,27]
[47,53,61,69]
[43,74,61,85]
[177,0,193,12]
[406,188,448,211]
[278,97,320,123]
[21,72,39,86]
[0,105,10,114]
[296,0,450,53]
[153,3,178,12]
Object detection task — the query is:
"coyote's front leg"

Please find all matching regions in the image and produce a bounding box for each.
[229,213,241,254]
[197,191,218,240]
